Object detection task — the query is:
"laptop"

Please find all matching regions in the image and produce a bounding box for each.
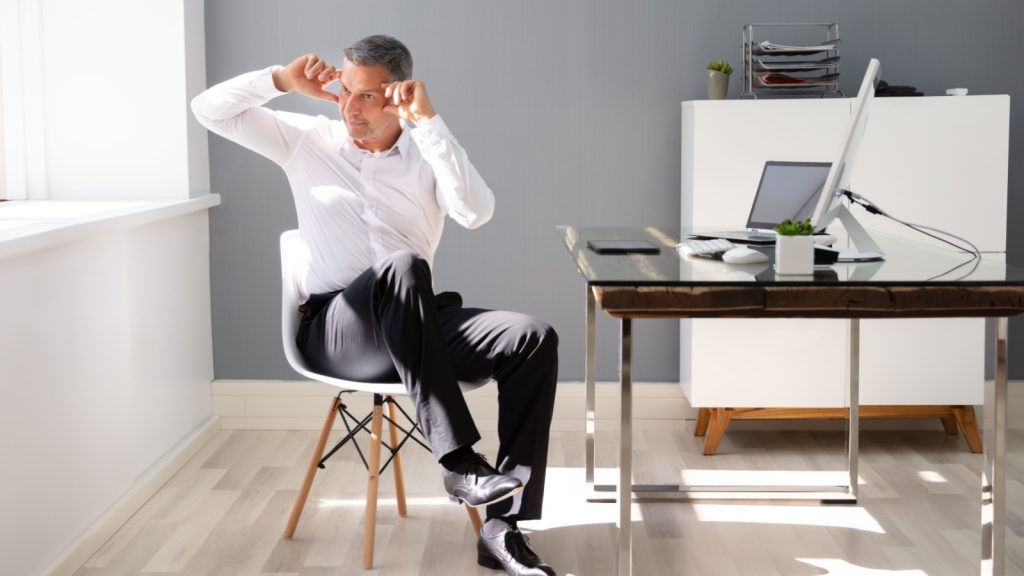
[690,160,832,244]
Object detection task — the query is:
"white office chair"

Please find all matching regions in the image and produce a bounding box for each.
[279,230,487,569]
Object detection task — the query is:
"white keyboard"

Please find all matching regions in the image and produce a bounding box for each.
[677,238,735,259]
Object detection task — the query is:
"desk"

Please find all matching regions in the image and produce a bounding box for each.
[558,225,1024,576]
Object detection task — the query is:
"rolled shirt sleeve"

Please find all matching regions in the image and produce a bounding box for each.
[411,115,495,229]
[190,66,320,167]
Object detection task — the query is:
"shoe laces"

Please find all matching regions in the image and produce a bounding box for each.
[467,452,498,479]
[504,526,541,565]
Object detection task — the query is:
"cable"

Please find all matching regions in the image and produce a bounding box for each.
[840,189,982,280]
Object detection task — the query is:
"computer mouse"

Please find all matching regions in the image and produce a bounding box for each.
[814,234,838,246]
[722,247,769,264]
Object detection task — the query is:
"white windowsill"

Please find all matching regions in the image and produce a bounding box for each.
[0,195,221,260]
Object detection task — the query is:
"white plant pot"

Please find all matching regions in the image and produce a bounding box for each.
[775,235,814,275]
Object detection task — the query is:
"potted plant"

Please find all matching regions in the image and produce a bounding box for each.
[706,59,733,100]
[774,218,814,275]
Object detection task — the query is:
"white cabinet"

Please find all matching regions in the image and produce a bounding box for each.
[680,96,1009,408]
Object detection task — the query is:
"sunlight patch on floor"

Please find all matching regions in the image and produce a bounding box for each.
[796,558,928,575]
[524,467,643,531]
[916,470,948,483]
[318,496,452,508]
[678,469,864,487]
[694,503,885,533]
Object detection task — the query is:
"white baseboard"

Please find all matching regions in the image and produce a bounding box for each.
[39,416,221,576]
[212,380,693,432]
[214,379,1024,431]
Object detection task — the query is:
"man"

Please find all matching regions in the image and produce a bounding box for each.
[192,35,558,576]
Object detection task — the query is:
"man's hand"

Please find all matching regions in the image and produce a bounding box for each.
[273,54,340,104]
[382,80,436,125]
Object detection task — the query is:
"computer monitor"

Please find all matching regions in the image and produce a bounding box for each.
[809,58,884,261]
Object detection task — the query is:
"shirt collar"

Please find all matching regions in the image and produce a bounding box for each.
[395,125,412,157]
[340,122,412,158]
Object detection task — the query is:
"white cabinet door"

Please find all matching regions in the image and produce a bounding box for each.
[683,318,849,407]
[681,96,1007,408]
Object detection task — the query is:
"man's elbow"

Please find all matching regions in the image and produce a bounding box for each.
[189,93,213,128]
[459,211,490,230]
[455,200,494,230]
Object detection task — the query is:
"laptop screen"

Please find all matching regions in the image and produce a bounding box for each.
[746,161,832,230]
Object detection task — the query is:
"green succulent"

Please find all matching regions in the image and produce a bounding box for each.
[774,218,815,236]
[707,59,734,76]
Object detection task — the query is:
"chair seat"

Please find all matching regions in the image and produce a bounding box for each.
[292,363,490,397]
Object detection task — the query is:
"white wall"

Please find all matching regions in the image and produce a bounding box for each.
[183,0,210,198]
[0,211,215,576]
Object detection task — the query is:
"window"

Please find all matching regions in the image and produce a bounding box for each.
[1,0,206,204]
[0,2,11,201]
[0,54,6,201]
[0,0,44,201]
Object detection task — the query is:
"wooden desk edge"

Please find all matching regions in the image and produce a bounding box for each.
[592,285,1024,319]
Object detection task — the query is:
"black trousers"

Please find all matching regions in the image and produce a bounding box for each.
[296,251,558,520]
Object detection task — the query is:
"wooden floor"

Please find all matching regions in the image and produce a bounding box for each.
[76,422,1024,576]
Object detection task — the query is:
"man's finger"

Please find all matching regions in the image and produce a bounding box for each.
[303,54,317,75]
[395,81,411,105]
[307,60,323,80]
[401,81,415,102]
[313,88,339,104]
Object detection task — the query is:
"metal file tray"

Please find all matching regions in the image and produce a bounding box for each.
[741,23,843,99]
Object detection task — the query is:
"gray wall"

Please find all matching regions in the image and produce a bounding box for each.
[204,0,1024,381]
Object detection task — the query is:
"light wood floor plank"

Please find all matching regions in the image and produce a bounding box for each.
[74,425,1024,576]
[142,489,240,572]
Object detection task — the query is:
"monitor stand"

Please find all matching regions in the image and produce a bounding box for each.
[836,204,885,262]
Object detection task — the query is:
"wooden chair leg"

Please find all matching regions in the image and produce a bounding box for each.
[387,398,407,517]
[952,405,983,453]
[694,408,711,437]
[284,396,339,539]
[702,408,733,455]
[362,397,385,570]
[466,504,483,537]
[940,413,959,435]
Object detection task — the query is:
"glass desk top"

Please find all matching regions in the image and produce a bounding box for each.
[558,226,1024,287]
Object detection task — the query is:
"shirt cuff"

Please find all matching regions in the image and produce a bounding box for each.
[258,65,289,97]
[411,114,451,145]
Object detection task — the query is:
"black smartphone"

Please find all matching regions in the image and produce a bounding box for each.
[586,240,661,255]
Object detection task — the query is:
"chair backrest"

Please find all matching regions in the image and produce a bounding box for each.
[280,230,320,379]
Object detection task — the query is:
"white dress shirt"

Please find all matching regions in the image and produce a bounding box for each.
[191,66,495,303]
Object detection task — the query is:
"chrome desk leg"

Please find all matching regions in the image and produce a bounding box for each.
[848,318,860,500]
[588,310,855,504]
[618,318,633,576]
[586,286,596,489]
[982,317,1007,576]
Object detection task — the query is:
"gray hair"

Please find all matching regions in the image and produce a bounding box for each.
[343,35,413,82]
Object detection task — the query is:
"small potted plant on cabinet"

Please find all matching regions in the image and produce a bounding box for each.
[706,59,733,100]
[774,218,815,275]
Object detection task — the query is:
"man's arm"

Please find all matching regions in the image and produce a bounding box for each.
[191,54,340,166]
[383,80,496,230]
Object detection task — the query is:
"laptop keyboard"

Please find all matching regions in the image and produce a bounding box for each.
[677,238,736,258]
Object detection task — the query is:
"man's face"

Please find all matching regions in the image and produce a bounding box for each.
[338,61,400,147]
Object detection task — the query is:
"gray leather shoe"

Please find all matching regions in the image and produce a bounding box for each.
[477,523,556,576]
[442,453,523,507]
